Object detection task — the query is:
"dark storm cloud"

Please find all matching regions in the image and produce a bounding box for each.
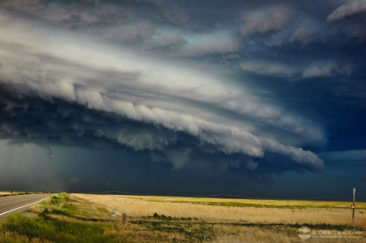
[0,84,176,150]
[0,83,322,176]
[0,0,365,196]
[0,11,327,173]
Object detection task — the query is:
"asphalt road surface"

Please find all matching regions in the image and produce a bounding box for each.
[0,194,52,219]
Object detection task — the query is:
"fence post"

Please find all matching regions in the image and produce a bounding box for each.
[352,188,356,220]
[122,212,128,226]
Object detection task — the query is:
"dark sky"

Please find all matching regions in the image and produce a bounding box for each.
[0,0,365,200]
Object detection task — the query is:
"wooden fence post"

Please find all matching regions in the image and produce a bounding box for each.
[122,212,128,226]
[352,188,356,220]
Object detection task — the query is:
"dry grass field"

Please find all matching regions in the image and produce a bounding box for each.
[0,191,11,196]
[75,194,366,227]
[0,191,40,197]
[74,193,366,242]
[1,193,366,242]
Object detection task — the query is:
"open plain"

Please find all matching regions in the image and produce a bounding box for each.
[0,193,365,242]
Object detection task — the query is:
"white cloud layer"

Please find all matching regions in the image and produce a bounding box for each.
[327,0,366,22]
[0,12,325,169]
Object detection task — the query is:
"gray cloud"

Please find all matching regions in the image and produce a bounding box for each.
[302,63,352,78]
[179,36,241,57]
[241,6,294,37]
[241,60,352,80]
[0,0,44,13]
[241,61,296,78]
[288,20,325,44]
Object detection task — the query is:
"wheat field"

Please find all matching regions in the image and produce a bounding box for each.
[74,194,366,227]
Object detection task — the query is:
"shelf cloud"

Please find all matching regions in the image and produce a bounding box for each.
[0,12,325,172]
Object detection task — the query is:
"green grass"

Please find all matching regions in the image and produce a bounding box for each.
[2,213,116,243]
[0,193,124,243]
[0,235,28,243]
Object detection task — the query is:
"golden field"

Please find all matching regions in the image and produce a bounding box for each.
[75,194,366,227]
[71,193,366,242]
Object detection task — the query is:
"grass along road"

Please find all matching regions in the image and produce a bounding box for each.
[0,194,53,219]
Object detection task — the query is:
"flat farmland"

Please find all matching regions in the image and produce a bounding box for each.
[75,194,366,242]
[75,194,366,225]
[1,193,366,242]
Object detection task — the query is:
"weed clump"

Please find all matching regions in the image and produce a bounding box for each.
[3,213,114,243]
[153,212,173,220]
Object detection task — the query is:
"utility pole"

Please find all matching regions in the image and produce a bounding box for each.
[352,187,356,220]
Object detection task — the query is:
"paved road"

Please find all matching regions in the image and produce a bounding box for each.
[0,194,52,219]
